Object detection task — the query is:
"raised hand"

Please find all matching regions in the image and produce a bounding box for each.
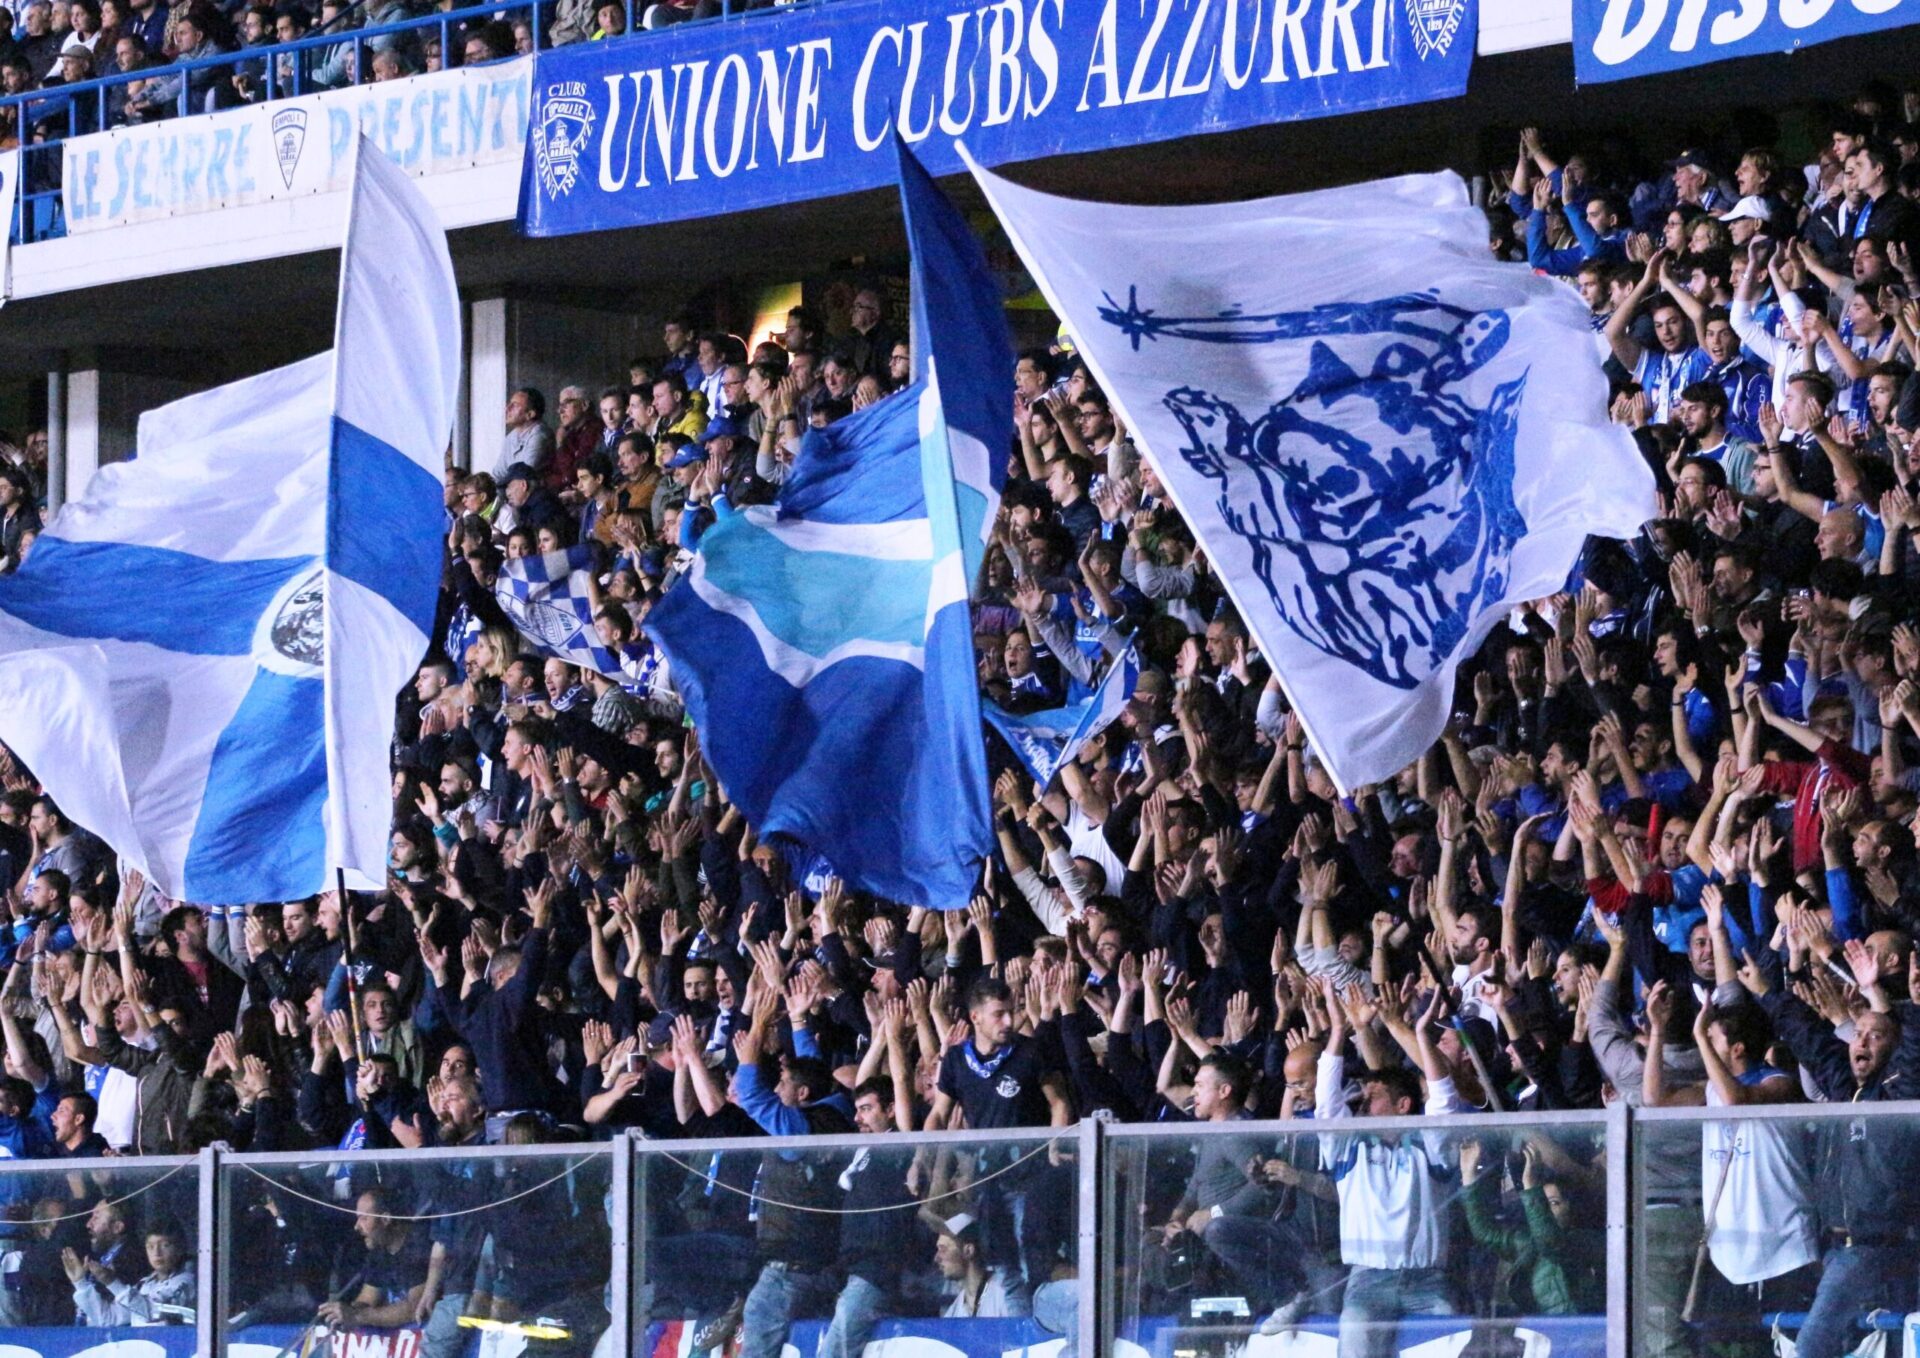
[1843,937,1884,995]
[524,878,556,931]
[1223,990,1255,1044]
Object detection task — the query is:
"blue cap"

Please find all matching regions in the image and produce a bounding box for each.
[664,443,705,469]
[697,414,746,445]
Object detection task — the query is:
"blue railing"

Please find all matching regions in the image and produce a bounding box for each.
[1,0,764,247]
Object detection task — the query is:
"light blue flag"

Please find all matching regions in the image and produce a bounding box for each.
[644,143,1003,907]
[646,388,989,908]
[985,646,1141,786]
[0,140,459,904]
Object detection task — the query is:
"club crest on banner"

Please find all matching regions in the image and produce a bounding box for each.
[271,108,307,190]
[533,81,594,200]
[1404,0,1467,59]
[254,565,326,677]
[1100,288,1527,692]
[497,587,586,652]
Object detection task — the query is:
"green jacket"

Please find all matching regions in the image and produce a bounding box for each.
[1459,1174,1601,1316]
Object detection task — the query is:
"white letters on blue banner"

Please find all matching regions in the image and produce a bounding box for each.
[519,0,1474,237]
[1573,0,1920,84]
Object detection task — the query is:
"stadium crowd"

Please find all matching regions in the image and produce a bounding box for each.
[5,80,1920,1358]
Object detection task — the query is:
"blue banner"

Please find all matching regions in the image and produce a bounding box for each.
[519,0,1475,237]
[1573,0,1920,84]
[0,1311,1608,1358]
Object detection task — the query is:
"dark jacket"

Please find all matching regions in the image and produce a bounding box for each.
[754,1101,851,1265]
[95,1025,197,1154]
[439,924,556,1115]
[1758,990,1920,1236]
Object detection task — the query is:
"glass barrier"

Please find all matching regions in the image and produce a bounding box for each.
[0,1155,200,1342]
[1632,1103,1920,1358]
[219,1143,614,1357]
[1107,1113,1616,1358]
[633,1126,1087,1358]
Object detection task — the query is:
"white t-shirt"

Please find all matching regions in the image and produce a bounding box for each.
[90,1064,140,1152]
[1703,1076,1819,1285]
[1065,803,1124,895]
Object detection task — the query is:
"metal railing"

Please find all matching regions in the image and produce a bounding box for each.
[0,0,804,247]
[2,1102,1917,1356]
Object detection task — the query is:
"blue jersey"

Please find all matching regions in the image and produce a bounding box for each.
[1707,357,1769,445]
[1635,347,1712,424]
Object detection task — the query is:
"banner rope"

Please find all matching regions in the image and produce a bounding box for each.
[233,1156,597,1221]
[647,1136,1064,1215]
[28,1159,193,1224]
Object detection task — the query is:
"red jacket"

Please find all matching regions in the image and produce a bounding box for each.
[1755,739,1870,872]
[546,421,597,497]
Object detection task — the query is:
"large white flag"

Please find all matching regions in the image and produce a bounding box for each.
[965,158,1655,791]
[0,139,458,903]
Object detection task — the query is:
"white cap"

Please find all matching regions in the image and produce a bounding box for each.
[940,1213,977,1238]
[1717,195,1771,224]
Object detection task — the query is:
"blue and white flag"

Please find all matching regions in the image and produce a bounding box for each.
[644,145,998,909]
[0,139,458,903]
[496,545,624,677]
[966,159,1656,791]
[898,130,1009,588]
[986,646,1141,787]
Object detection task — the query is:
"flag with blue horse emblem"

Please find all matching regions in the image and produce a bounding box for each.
[964,158,1656,791]
[0,138,459,904]
[644,138,1000,909]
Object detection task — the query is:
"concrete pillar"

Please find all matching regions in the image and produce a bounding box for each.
[64,367,100,505]
[44,369,64,513]
[468,296,508,479]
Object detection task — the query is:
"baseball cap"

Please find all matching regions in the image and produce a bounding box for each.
[501,461,536,486]
[697,413,746,445]
[1717,195,1771,224]
[1668,147,1716,173]
[664,444,705,469]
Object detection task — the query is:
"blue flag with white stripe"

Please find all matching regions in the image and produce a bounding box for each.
[985,645,1141,786]
[898,130,1010,589]
[496,545,625,677]
[644,143,1001,909]
[0,140,459,904]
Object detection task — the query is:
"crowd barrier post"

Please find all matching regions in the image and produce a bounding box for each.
[1075,1113,1103,1358]
[1606,1099,1630,1358]
[611,1127,636,1357]
[197,1142,223,1358]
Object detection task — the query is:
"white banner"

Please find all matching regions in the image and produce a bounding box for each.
[61,54,529,233]
[0,148,18,302]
